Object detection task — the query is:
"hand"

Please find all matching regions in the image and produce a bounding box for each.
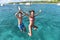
[39,10,41,12]
[18,6,21,10]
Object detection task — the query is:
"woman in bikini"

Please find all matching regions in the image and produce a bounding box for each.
[25,10,41,36]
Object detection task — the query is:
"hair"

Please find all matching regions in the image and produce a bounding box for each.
[29,10,35,13]
[19,11,22,14]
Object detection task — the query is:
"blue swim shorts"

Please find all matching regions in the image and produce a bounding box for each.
[18,23,25,30]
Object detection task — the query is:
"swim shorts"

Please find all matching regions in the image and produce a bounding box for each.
[18,23,25,30]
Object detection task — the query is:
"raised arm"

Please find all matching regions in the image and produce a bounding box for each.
[22,12,30,17]
[35,13,40,16]
[15,11,19,18]
[35,10,42,17]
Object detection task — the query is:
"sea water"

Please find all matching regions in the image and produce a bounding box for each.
[0,4,60,40]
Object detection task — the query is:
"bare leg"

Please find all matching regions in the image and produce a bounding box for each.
[28,24,32,36]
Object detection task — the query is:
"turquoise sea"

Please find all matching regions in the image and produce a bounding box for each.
[0,4,60,40]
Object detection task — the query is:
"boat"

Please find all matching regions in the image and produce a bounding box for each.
[57,3,60,6]
[25,3,31,6]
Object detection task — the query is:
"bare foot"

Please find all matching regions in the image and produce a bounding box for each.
[33,26,38,30]
[34,27,38,30]
[28,32,32,36]
[34,27,37,30]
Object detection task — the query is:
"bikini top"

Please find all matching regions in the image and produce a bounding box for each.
[30,17,34,21]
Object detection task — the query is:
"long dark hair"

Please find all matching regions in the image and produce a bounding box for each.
[19,11,22,14]
[29,10,35,15]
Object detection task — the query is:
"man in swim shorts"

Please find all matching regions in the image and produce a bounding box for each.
[15,7,26,32]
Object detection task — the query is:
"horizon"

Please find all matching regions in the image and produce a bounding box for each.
[0,0,55,4]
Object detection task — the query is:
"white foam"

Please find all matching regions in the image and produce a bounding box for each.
[0,4,4,6]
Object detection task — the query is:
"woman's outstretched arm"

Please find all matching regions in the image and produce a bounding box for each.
[35,10,42,17]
